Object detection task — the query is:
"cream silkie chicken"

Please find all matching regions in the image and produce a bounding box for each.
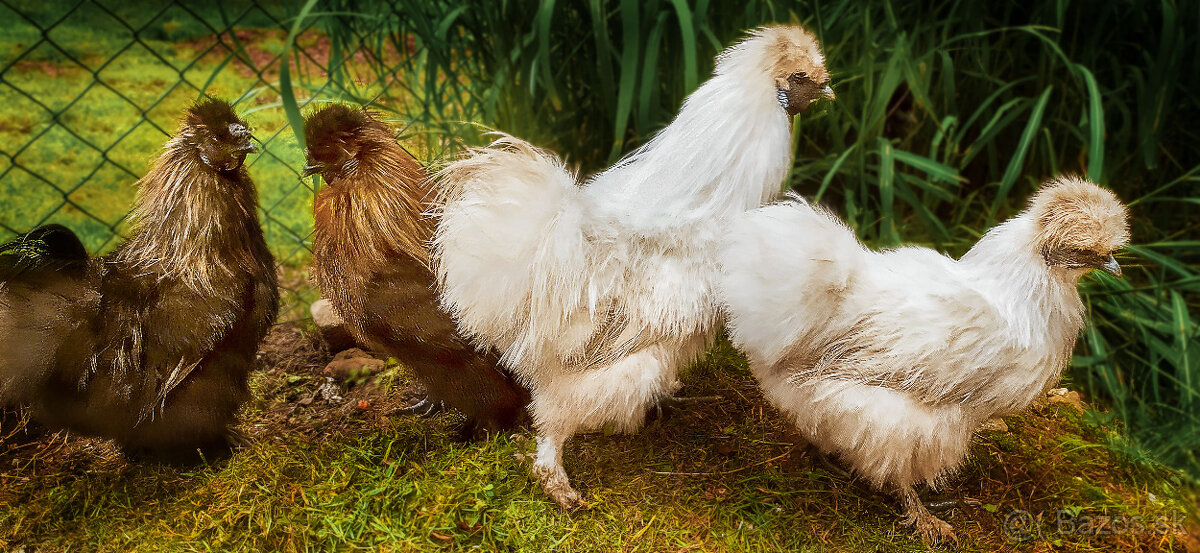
[717,176,1129,542]
[434,25,833,507]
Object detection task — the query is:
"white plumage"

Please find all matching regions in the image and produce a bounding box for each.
[717,177,1129,542]
[433,25,832,507]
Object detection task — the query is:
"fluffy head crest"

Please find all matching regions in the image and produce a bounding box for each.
[304,104,376,147]
[716,24,833,114]
[185,99,250,143]
[720,25,829,81]
[1029,176,1130,254]
[180,98,255,172]
[303,104,393,180]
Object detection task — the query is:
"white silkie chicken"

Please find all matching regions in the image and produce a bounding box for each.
[717,176,1129,542]
[433,25,833,508]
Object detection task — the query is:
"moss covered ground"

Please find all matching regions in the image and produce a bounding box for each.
[1,328,1194,552]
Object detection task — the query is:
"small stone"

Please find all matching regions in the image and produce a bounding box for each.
[979,418,1009,433]
[323,349,385,380]
[311,298,343,327]
[332,348,374,362]
[1046,389,1086,413]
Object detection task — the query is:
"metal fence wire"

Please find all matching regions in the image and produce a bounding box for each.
[0,0,431,321]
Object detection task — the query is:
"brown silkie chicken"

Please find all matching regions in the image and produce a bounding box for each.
[0,99,279,462]
[303,105,529,436]
[717,177,1129,542]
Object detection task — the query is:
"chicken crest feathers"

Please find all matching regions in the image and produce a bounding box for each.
[718,25,827,78]
[186,99,248,141]
[1027,176,1130,254]
[304,104,381,146]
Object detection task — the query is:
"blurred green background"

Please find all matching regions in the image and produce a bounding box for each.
[0,0,1196,484]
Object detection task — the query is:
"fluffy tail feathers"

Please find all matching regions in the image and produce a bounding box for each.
[0,225,93,406]
[432,135,596,368]
[717,196,865,366]
[0,224,88,275]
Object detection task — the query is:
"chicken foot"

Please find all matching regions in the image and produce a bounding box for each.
[897,485,957,544]
[807,447,854,480]
[645,394,723,424]
[529,433,585,509]
[398,396,445,417]
[643,378,721,423]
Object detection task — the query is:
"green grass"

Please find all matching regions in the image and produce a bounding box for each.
[0,0,401,319]
[0,1,314,252]
[1,335,1193,552]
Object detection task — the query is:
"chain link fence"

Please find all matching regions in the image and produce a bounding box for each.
[0,0,427,321]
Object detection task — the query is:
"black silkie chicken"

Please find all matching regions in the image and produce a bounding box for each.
[0,99,279,462]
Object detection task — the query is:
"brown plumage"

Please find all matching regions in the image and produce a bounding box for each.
[0,99,279,462]
[304,105,529,436]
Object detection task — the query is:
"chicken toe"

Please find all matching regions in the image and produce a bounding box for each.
[398,396,445,417]
[898,486,958,544]
[645,393,722,424]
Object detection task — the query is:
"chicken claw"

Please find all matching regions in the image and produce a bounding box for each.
[899,486,958,544]
[398,396,445,417]
[646,393,722,423]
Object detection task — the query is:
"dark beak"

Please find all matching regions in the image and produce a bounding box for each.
[822,84,836,100]
[236,143,258,155]
[1100,254,1122,278]
[301,163,323,177]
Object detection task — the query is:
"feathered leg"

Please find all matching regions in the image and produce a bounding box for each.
[531,431,583,508]
[526,343,693,508]
[897,484,957,544]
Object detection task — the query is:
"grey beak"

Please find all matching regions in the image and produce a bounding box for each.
[301,163,322,177]
[241,143,259,154]
[822,85,835,100]
[1101,254,1122,278]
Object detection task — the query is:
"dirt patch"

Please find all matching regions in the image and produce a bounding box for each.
[244,323,437,445]
[12,60,86,78]
[0,323,434,493]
